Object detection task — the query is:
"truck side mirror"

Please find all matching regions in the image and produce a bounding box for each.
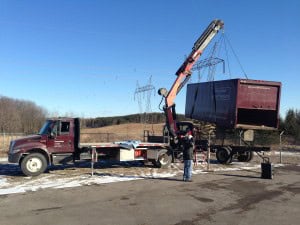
[49,132,56,139]
[48,127,57,139]
[47,127,52,138]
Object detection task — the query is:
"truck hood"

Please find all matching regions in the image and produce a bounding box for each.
[10,135,43,152]
[14,134,41,143]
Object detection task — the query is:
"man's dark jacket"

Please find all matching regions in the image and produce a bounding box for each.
[183,135,194,160]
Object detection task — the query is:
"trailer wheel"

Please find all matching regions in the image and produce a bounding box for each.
[237,151,253,162]
[246,151,254,162]
[154,150,172,168]
[20,153,47,177]
[216,147,232,164]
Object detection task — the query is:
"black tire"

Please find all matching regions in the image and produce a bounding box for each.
[150,159,158,167]
[20,153,48,176]
[155,150,172,168]
[245,151,254,162]
[237,151,254,162]
[237,154,247,162]
[216,147,232,164]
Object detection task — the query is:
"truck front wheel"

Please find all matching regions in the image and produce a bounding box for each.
[21,153,47,176]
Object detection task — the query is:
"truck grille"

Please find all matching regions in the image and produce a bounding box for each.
[9,141,15,153]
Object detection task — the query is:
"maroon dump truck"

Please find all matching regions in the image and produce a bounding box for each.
[8,118,172,176]
[184,78,282,164]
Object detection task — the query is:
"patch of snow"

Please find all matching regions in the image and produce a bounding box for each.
[240,164,261,170]
[273,164,285,167]
[0,176,8,186]
[273,151,300,156]
[55,175,142,189]
[0,186,27,195]
[0,174,142,195]
[0,169,182,196]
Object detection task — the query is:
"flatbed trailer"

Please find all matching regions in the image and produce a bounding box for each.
[78,141,170,165]
[202,144,270,164]
[147,121,272,164]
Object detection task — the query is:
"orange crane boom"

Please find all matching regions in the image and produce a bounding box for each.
[158,19,224,139]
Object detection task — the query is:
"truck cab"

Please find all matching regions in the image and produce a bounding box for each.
[8,118,79,176]
[38,118,76,153]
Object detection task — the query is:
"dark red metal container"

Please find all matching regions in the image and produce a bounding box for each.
[185,79,281,130]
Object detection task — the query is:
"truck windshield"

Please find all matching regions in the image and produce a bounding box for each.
[38,120,53,135]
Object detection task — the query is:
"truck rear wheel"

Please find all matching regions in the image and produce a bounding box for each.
[216,147,232,164]
[21,153,47,176]
[154,150,172,168]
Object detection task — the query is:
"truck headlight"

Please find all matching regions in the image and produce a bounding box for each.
[11,148,22,154]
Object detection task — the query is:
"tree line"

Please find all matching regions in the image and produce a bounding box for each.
[0,96,47,134]
[280,109,300,143]
[83,113,186,128]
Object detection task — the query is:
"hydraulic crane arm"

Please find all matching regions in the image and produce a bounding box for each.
[158,19,224,138]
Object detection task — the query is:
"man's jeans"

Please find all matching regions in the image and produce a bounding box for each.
[183,160,193,180]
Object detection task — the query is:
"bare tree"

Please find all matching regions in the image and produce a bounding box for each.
[0,96,47,134]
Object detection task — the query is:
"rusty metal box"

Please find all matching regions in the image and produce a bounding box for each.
[185,79,281,130]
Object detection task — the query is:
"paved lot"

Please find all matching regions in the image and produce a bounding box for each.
[0,159,299,225]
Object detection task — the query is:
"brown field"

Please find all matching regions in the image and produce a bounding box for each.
[80,123,164,142]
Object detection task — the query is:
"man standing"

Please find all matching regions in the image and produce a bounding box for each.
[183,128,194,182]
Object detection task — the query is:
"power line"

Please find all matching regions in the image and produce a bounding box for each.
[224,34,248,79]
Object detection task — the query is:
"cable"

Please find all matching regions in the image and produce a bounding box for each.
[224,34,248,79]
[223,35,232,78]
[158,97,164,111]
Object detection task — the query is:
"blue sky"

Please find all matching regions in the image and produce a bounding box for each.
[0,0,299,118]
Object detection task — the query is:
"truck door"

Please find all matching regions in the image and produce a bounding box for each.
[47,120,74,153]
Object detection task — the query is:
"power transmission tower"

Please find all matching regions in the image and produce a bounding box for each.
[192,42,225,82]
[134,75,155,124]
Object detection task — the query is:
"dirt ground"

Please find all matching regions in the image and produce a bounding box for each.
[0,151,299,225]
